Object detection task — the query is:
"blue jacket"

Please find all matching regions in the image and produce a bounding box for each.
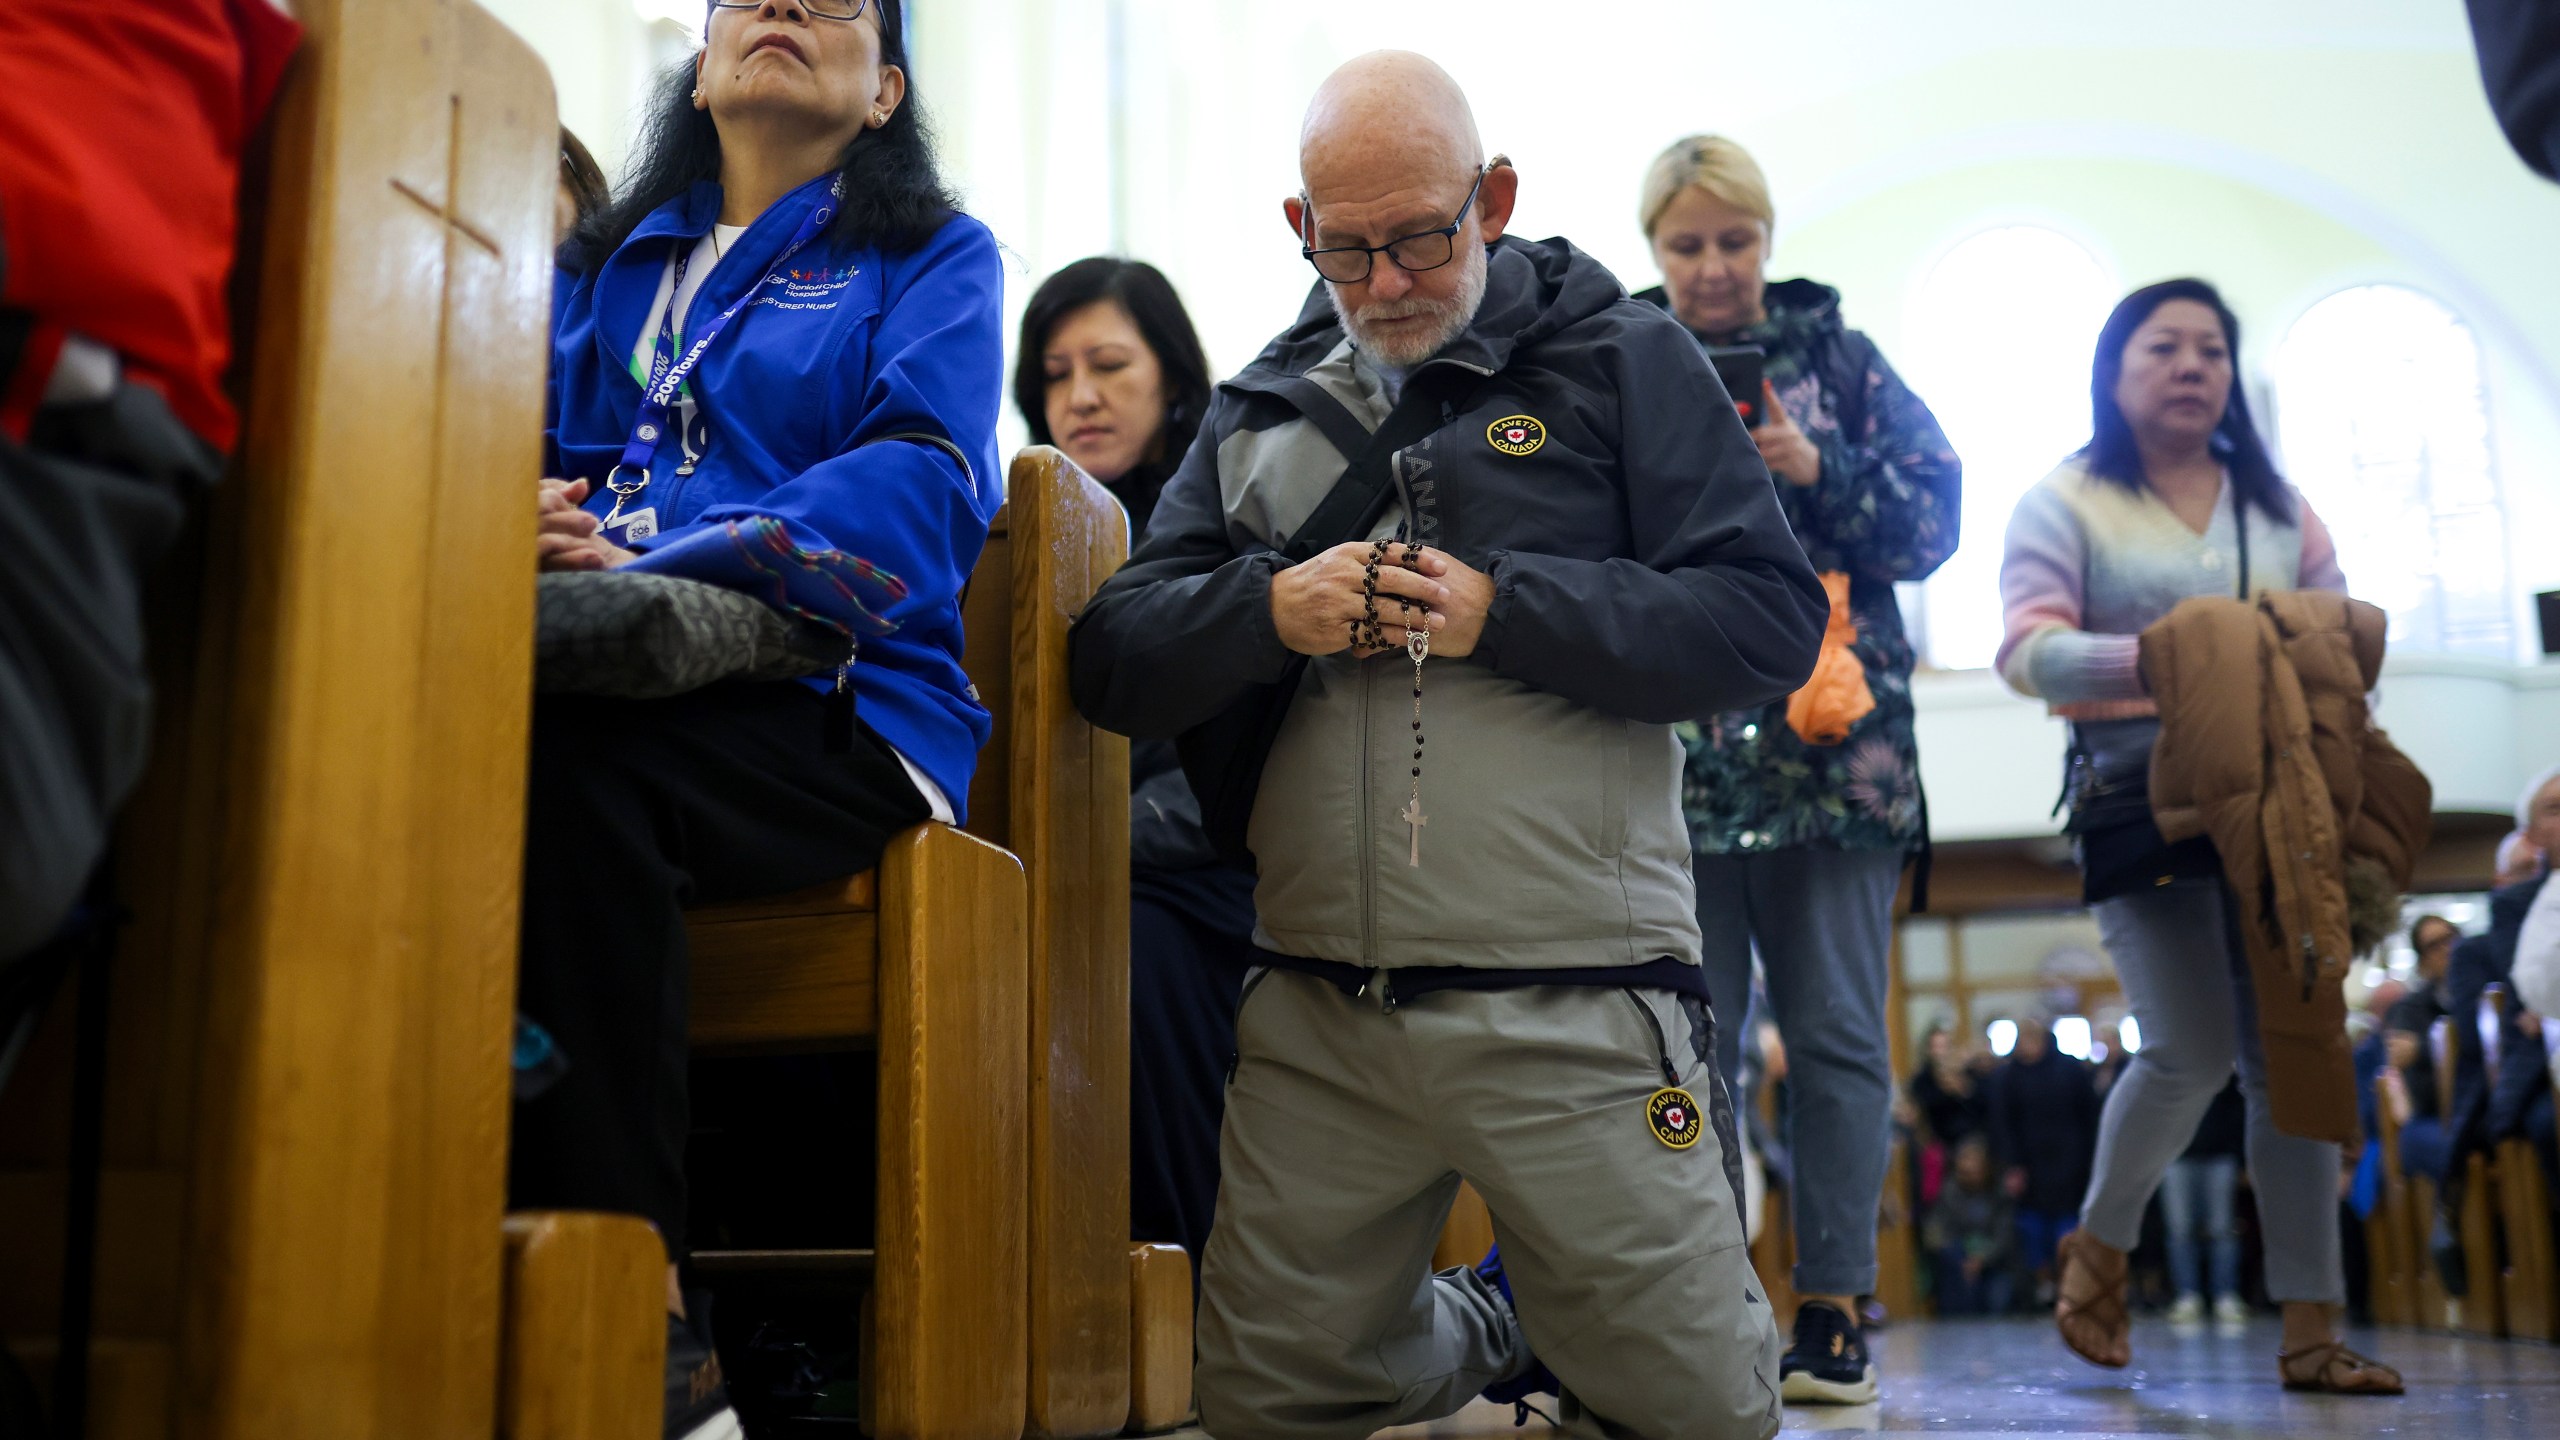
[546,175,1004,817]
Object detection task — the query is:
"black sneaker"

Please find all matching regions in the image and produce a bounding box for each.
[1475,1244,1559,1420]
[1779,1300,1877,1405]
[667,1307,745,1440]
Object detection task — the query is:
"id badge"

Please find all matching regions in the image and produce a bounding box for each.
[603,506,658,545]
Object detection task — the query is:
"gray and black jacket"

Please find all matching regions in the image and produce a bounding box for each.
[1068,234,1825,979]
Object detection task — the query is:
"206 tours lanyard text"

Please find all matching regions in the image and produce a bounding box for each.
[601,178,841,545]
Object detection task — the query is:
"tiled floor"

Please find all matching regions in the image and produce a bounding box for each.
[1173,1316,2560,1437]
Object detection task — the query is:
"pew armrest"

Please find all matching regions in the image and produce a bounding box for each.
[500,1212,666,1440]
[1128,1243,1193,1434]
[687,857,891,1051]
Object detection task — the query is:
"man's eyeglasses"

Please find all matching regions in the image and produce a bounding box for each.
[710,0,872,21]
[1301,164,1490,285]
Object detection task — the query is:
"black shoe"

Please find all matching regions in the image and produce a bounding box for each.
[1779,1300,1877,1405]
[667,1307,745,1440]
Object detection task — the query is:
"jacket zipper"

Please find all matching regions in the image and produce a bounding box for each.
[1623,991,1682,1087]
[1358,646,1377,966]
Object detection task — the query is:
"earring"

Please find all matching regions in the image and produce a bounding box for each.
[692,88,705,105]
[870,109,889,127]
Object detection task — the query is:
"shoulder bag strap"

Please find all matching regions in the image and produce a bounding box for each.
[2233,484,2251,600]
[1268,365,1485,564]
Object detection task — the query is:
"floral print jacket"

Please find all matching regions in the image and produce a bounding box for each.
[1635,279,1962,855]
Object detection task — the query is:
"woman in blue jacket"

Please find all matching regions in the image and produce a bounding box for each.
[510,5,1002,1434]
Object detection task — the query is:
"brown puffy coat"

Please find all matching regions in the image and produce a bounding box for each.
[2139,591,2433,1145]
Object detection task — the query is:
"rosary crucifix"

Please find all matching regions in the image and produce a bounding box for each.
[1401,624,1430,866]
[1355,539,1434,867]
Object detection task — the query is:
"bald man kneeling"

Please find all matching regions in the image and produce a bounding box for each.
[1070,52,1820,1438]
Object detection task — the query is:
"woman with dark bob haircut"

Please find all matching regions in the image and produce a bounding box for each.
[1997,278,2399,1395]
[1014,258,1245,1275]
[1014,257,1212,524]
[523,4,1004,1434]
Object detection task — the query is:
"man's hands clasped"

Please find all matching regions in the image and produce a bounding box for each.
[1269,541,1494,659]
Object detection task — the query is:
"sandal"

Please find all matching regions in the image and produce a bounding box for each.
[2053,1229,2131,1369]
[2277,1341,2404,1395]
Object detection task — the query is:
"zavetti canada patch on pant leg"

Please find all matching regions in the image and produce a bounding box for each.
[1646,1087,1703,1149]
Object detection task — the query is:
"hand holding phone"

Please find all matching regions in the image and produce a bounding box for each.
[1707,345,1766,428]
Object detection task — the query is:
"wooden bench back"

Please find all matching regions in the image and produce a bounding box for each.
[959,447,1135,1433]
[0,2,556,1432]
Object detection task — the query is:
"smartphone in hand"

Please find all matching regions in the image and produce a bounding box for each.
[1708,345,1766,429]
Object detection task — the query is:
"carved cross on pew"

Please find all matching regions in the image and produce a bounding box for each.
[389,94,505,312]
[384,92,507,494]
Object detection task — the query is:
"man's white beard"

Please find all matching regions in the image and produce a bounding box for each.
[1330,239,1489,370]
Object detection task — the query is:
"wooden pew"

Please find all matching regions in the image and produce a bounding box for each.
[2497,1121,2556,1342]
[2373,1051,2448,1327]
[2443,1011,2506,1337]
[1430,1182,1497,1272]
[688,826,1029,1438]
[1126,1244,1193,1434]
[1748,1078,1801,1328]
[959,448,1136,1439]
[0,0,557,1433]
[2474,983,2557,1345]
[684,446,1129,1438]
[2364,1073,2413,1328]
[499,1213,668,1439]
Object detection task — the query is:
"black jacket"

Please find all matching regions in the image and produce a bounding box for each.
[1911,1063,1989,1148]
[2469,0,2560,181]
[1989,1048,2102,1215]
[2448,874,2554,1148]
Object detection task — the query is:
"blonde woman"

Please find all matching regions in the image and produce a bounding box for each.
[1637,133,1961,1406]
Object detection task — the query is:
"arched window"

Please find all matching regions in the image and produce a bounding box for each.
[2267,285,2509,657]
[1899,226,2120,670]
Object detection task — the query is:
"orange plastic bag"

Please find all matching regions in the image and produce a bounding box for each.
[1785,571,1874,746]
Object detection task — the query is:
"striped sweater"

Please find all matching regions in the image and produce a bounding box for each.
[1995,459,2345,719]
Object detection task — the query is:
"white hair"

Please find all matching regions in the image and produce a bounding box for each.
[2519,763,2560,832]
[2498,831,2535,876]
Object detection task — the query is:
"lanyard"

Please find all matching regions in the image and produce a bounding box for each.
[603,177,841,535]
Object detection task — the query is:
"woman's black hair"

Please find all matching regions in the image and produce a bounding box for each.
[1012,257,1213,527]
[569,0,959,270]
[2081,277,2294,523]
[558,126,611,231]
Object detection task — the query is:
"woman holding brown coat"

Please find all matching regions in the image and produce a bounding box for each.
[1996,279,2404,1394]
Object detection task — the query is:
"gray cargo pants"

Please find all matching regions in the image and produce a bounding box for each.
[1196,968,1782,1439]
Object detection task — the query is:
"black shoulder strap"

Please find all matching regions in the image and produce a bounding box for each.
[2234,486,2251,600]
[1269,365,1483,564]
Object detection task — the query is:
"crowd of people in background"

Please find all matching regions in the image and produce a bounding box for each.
[1903,1020,2246,1323]
[6,1,2560,1437]
[1889,758,2560,1343]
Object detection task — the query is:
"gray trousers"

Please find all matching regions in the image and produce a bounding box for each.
[0,383,209,964]
[1693,847,1902,1297]
[2082,879,2343,1304]
[1197,969,1781,1440]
